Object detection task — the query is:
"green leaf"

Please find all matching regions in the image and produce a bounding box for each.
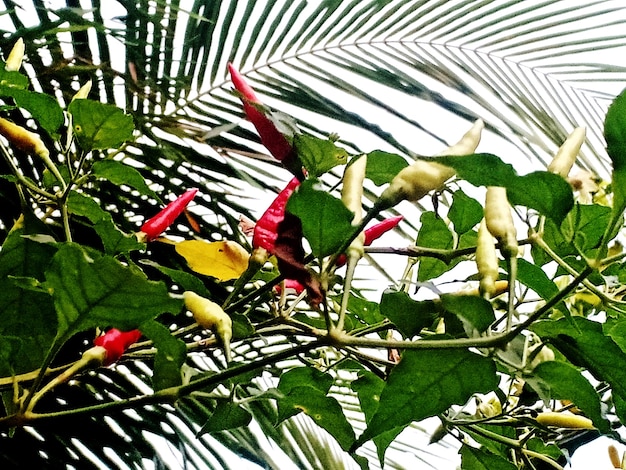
[278,386,355,452]
[278,367,333,396]
[440,294,495,334]
[45,243,182,342]
[286,179,354,258]
[140,260,210,297]
[460,445,517,470]
[524,361,610,433]
[352,349,498,450]
[140,320,186,391]
[68,99,135,151]
[507,171,574,227]
[448,190,483,234]
[416,211,455,281]
[198,401,252,435]
[604,87,626,172]
[365,150,408,186]
[379,290,438,338]
[531,317,626,403]
[0,67,29,89]
[433,154,574,225]
[352,371,404,466]
[67,191,144,255]
[92,160,159,200]
[0,214,58,374]
[513,258,558,301]
[561,203,612,254]
[277,367,334,422]
[0,87,64,138]
[0,336,25,378]
[293,134,348,177]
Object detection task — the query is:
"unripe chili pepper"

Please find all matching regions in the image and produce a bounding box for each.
[228,63,294,162]
[72,80,92,101]
[139,188,198,242]
[0,117,49,158]
[5,38,24,72]
[548,127,586,178]
[183,291,232,362]
[484,186,518,259]
[93,328,142,366]
[535,411,594,430]
[378,119,484,210]
[341,155,367,259]
[253,176,300,254]
[476,219,499,298]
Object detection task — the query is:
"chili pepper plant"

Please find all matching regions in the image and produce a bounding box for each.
[2,38,626,470]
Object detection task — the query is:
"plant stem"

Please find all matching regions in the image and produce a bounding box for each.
[2,340,323,428]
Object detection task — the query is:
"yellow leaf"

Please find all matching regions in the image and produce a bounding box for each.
[175,240,249,281]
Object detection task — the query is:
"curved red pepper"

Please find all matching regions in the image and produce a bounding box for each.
[335,215,403,266]
[140,188,198,241]
[94,328,142,365]
[253,177,300,254]
[228,63,294,162]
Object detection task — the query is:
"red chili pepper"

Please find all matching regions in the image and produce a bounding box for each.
[228,63,294,162]
[336,215,403,266]
[93,328,142,365]
[253,177,300,254]
[364,215,403,245]
[277,215,404,294]
[139,188,198,241]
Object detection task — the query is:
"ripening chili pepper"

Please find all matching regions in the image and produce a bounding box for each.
[93,328,142,366]
[484,186,518,258]
[183,291,232,362]
[5,38,24,72]
[378,119,484,210]
[548,127,586,178]
[253,176,300,254]
[228,63,294,162]
[139,188,198,242]
[0,117,49,158]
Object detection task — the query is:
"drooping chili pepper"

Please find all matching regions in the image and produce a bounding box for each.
[4,38,24,72]
[0,117,49,158]
[378,119,484,211]
[228,63,294,163]
[183,291,232,362]
[484,186,518,258]
[342,155,367,260]
[139,188,198,242]
[252,176,300,254]
[93,328,142,366]
[476,218,499,299]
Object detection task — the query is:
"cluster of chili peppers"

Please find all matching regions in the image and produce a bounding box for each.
[228,64,405,297]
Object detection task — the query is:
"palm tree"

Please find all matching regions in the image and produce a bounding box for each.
[0,0,625,468]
